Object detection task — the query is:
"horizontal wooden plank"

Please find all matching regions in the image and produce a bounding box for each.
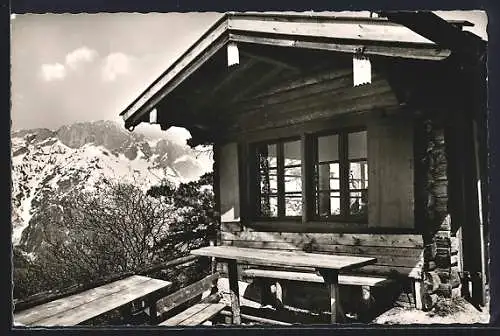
[179,303,227,326]
[157,273,220,315]
[221,222,243,233]
[235,75,385,114]
[223,240,422,268]
[219,309,292,325]
[218,261,421,280]
[31,277,171,326]
[221,239,423,257]
[246,68,353,101]
[159,303,209,326]
[231,79,395,126]
[192,246,376,271]
[14,275,152,326]
[230,90,399,133]
[220,231,424,248]
[242,269,395,286]
[228,16,435,44]
[229,34,451,61]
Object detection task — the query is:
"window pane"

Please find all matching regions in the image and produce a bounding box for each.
[284,140,301,166]
[348,131,367,160]
[349,190,368,216]
[318,134,339,162]
[260,168,278,194]
[317,163,340,190]
[261,195,278,217]
[257,143,277,168]
[316,191,340,217]
[284,166,302,192]
[349,161,368,189]
[285,196,302,216]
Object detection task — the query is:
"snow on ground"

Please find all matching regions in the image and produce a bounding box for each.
[11,135,188,244]
[373,297,490,325]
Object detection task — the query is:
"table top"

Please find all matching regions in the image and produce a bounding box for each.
[14,275,172,327]
[191,246,376,271]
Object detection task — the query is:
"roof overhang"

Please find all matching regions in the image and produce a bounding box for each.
[120,12,476,130]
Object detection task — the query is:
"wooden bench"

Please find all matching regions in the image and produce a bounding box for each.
[159,303,227,326]
[156,272,227,326]
[242,268,395,313]
[220,227,425,309]
[14,275,172,327]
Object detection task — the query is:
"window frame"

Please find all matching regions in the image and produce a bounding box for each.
[251,136,303,221]
[249,127,368,224]
[310,127,368,223]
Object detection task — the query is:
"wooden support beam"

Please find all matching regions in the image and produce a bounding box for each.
[230,66,283,103]
[196,58,257,108]
[156,273,220,316]
[381,11,486,63]
[230,33,451,61]
[241,50,300,72]
[219,310,292,325]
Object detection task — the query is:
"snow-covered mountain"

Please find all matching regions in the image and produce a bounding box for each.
[11,120,213,249]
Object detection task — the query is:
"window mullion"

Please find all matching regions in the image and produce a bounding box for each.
[301,134,308,223]
[277,142,285,218]
[340,132,350,217]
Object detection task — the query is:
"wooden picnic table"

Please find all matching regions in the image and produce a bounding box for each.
[13,275,172,327]
[191,246,377,324]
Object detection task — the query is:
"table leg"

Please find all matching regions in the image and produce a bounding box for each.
[318,269,344,323]
[147,296,158,325]
[227,260,241,325]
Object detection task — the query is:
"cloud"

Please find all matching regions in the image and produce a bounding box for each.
[65,47,98,70]
[101,52,134,82]
[40,63,66,81]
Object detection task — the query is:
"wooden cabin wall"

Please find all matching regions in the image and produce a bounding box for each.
[218,142,241,223]
[214,66,427,310]
[367,115,414,229]
[219,222,424,279]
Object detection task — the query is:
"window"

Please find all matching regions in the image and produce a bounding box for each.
[251,130,368,222]
[255,139,302,218]
[314,130,368,221]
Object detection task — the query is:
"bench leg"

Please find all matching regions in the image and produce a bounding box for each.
[227,260,241,325]
[260,279,274,306]
[361,285,371,309]
[147,297,158,325]
[119,304,133,325]
[414,280,423,310]
[274,281,283,306]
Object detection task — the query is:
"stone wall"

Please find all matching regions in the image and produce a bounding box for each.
[420,119,461,310]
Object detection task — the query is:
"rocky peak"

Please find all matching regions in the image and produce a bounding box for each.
[55,120,143,150]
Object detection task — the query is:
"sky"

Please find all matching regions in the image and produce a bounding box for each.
[10,11,487,143]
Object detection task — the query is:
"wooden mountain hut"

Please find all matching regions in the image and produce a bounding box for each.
[119,11,488,316]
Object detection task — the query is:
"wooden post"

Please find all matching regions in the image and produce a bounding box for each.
[147,297,158,325]
[119,304,132,325]
[318,269,343,323]
[472,119,487,307]
[301,134,308,223]
[227,260,241,324]
[260,279,274,306]
[414,280,423,310]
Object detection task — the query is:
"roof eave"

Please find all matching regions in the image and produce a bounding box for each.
[120,13,457,129]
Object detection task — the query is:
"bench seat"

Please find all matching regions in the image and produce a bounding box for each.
[159,303,227,326]
[242,268,397,314]
[242,269,395,287]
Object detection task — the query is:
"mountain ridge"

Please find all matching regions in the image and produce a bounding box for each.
[11,120,213,251]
